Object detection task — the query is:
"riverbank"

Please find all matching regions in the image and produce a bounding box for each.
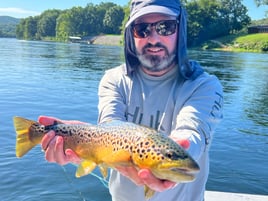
[92,34,123,46]
[201,33,268,52]
[93,33,268,53]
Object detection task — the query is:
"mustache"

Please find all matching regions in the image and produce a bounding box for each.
[143,42,167,49]
[142,43,168,54]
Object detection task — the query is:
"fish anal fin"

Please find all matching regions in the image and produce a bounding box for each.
[76,160,97,178]
[144,185,155,200]
[98,164,108,179]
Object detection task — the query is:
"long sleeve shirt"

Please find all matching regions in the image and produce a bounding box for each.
[98,63,223,201]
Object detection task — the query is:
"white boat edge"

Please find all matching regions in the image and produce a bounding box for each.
[205,191,268,201]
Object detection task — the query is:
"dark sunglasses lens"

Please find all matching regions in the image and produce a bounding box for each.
[133,20,178,38]
[156,21,177,36]
[133,23,150,38]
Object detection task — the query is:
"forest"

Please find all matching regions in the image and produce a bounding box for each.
[13,0,268,46]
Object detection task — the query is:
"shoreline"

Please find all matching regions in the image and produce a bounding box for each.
[4,35,267,53]
[92,35,123,46]
[91,34,268,53]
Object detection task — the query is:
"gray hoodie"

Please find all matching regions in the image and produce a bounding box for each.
[98,0,223,200]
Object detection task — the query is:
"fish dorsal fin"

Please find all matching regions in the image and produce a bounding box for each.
[75,160,97,178]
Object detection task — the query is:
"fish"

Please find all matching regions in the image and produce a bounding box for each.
[13,116,199,199]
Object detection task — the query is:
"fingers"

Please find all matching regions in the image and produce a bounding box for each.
[38,115,62,126]
[138,169,176,192]
[41,130,80,165]
[170,136,190,150]
[177,139,190,149]
[41,130,55,151]
[38,115,85,125]
[116,167,176,192]
[39,116,82,166]
[116,166,144,186]
[65,149,82,164]
[45,136,67,165]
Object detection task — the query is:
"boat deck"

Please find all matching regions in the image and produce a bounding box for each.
[205,191,268,201]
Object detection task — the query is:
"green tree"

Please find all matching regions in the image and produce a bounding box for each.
[37,9,61,39]
[219,0,250,34]
[96,2,118,33]
[55,7,84,41]
[24,16,38,39]
[121,3,131,33]
[83,3,104,35]
[186,0,250,46]
[103,6,125,34]
[56,11,73,41]
[187,0,224,45]
[16,19,26,39]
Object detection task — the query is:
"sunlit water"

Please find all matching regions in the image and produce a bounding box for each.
[0,38,267,200]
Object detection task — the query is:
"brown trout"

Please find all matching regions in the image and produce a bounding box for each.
[14,116,199,199]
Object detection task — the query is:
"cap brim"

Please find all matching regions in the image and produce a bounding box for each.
[126,5,179,27]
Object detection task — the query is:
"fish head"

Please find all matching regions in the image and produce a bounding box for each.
[151,147,200,182]
[133,133,200,183]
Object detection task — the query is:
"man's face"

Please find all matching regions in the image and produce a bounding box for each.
[133,13,178,73]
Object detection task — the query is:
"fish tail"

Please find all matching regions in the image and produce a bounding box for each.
[13,116,43,158]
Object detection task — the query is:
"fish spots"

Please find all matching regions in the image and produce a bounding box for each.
[39,120,197,178]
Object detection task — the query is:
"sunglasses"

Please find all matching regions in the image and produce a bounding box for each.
[132,20,179,38]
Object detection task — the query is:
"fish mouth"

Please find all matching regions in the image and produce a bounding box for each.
[170,168,199,180]
[170,167,198,177]
[152,166,199,182]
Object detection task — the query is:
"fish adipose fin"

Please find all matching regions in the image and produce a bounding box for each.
[13,116,42,158]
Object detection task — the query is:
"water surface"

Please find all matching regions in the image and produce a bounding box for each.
[0,38,267,200]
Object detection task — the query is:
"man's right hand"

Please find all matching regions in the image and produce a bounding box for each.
[39,116,82,165]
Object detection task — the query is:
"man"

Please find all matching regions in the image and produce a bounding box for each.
[40,0,223,200]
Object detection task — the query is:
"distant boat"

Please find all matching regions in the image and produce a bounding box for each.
[68,36,82,43]
[68,36,97,44]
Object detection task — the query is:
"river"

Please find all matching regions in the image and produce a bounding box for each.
[0,38,267,200]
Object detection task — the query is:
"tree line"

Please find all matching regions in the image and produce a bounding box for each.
[16,2,125,42]
[16,0,259,46]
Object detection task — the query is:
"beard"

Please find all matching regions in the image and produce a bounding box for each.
[137,43,176,72]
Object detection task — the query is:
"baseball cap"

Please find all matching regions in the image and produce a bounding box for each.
[126,0,181,27]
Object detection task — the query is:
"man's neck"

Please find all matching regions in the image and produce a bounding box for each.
[141,63,176,77]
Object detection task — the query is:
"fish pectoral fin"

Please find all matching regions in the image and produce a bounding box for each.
[76,160,97,178]
[98,164,108,179]
[144,185,155,200]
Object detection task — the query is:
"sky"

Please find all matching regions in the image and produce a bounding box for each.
[0,0,267,20]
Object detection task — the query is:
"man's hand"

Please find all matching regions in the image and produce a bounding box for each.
[39,116,82,165]
[116,166,176,192]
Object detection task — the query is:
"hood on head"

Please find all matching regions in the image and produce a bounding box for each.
[124,0,203,80]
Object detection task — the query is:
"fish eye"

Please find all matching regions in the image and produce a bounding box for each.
[161,149,182,160]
